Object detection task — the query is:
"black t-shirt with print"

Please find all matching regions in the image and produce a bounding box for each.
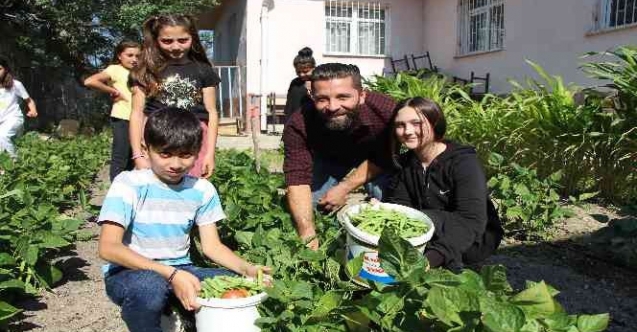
[132,60,221,120]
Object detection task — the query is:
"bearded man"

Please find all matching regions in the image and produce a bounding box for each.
[282,63,397,249]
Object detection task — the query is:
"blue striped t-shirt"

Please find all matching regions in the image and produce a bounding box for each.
[98,169,226,274]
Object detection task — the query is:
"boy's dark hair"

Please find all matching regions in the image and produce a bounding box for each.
[293,47,316,68]
[0,56,15,89]
[144,107,202,153]
[311,63,362,91]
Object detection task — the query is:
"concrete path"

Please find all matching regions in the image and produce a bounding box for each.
[216,133,282,150]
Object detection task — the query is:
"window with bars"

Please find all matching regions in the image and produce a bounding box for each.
[325,1,387,56]
[457,0,504,56]
[598,0,637,30]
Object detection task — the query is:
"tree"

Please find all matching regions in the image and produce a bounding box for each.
[0,0,220,77]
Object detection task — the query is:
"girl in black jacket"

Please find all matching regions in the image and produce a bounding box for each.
[384,97,503,269]
[284,47,315,122]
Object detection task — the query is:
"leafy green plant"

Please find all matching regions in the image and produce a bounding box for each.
[580,46,637,203]
[350,228,610,332]
[486,153,574,238]
[0,132,110,326]
[205,150,610,331]
[365,71,469,110]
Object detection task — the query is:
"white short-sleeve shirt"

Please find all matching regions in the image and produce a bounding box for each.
[0,80,30,119]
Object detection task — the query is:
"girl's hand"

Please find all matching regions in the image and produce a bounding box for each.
[110,89,128,102]
[200,153,215,178]
[26,109,38,118]
[134,156,151,170]
[170,270,202,311]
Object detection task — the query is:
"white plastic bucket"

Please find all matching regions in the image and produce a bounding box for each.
[339,203,435,285]
[195,292,268,332]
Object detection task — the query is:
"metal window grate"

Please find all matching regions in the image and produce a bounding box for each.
[457,0,504,56]
[325,1,386,56]
[600,0,637,29]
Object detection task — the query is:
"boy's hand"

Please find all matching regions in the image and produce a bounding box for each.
[170,270,202,311]
[244,264,273,286]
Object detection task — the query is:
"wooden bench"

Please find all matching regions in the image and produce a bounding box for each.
[267,92,287,134]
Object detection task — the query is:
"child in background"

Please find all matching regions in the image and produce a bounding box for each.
[84,41,141,181]
[0,57,37,158]
[98,108,269,332]
[129,14,220,178]
[284,47,316,122]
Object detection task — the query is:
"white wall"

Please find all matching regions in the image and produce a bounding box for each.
[423,0,637,93]
[261,0,426,95]
[212,0,247,65]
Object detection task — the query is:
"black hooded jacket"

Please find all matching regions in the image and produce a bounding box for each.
[384,141,503,268]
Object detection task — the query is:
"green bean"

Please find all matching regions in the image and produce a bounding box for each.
[348,205,429,239]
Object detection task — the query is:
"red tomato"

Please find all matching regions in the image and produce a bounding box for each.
[221,288,251,299]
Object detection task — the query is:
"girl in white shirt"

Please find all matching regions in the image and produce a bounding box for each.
[0,57,37,158]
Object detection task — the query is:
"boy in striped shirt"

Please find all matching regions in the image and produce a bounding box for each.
[98,107,268,332]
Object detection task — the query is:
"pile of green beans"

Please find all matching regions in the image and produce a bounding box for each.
[348,205,429,239]
[200,273,264,299]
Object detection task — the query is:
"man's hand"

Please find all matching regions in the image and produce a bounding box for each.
[299,228,319,250]
[170,270,202,311]
[317,182,350,212]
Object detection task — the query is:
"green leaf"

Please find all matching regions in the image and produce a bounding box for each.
[542,312,577,330]
[39,234,71,249]
[0,253,16,266]
[305,291,343,323]
[24,246,39,266]
[426,286,479,326]
[576,313,610,332]
[0,300,22,322]
[289,281,313,300]
[510,281,558,318]
[346,253,364,280]
[480,265,512,294]
[34,263,63,289]
[480,297,526,332]
[234,231,254,247]
[378,228,426,280]
[0,279,25,291]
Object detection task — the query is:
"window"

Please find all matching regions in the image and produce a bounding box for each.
[598,0,637,30]
[457,0,504,56]
[325,1,387,56]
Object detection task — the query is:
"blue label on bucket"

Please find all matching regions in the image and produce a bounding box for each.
[347,251,396,284]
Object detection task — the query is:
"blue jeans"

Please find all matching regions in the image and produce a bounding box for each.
[311,157,391,207]
[105,265,232,332]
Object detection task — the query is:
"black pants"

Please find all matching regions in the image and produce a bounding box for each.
[110,118,134,182]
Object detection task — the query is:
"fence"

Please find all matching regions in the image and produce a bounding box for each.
[215,65,244,120]
[17,67,110,130]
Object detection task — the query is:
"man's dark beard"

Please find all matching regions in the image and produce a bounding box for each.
[323,108,360,131]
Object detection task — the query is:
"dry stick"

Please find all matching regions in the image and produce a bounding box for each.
[250,106,261,173]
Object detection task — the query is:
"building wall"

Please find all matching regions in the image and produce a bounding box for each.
[262,0,426,95]
[211,0,247,65]
[423,0,637,93]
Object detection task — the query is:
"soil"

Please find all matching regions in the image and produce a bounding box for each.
[6,163,637,332]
